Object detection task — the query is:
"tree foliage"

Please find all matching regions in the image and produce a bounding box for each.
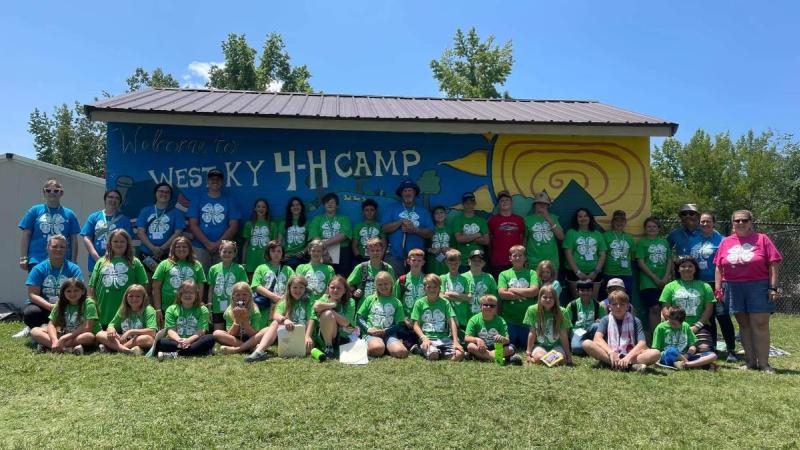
[28,102,106,177]
[209,33,313,92]
[651,129,796,222]
[430,27,513,98]
[126,67,180,92]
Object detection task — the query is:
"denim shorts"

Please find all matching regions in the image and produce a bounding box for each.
[724,279,774,314]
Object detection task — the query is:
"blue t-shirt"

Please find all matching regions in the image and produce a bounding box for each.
[136,205,187,254]
[25,259,84,304]
[187,193,241,247]
[667,227,699,258]
[381,202,434,258]
[688,230,723,282]
[80,210,134,272]
[18,204,81,265]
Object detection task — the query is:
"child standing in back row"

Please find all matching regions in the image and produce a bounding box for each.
[207,241,249,331]
[351,199,386,264]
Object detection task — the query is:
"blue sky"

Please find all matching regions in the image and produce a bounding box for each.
[2,0,798,157]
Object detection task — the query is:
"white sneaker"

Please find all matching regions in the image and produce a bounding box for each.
[12,326,31,338]
[72,345,84,356]
[158,351,178,361]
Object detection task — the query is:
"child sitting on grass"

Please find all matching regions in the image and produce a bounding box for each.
[464,294,520,364]
[156,280,214,360]
[356,271,408,358]
[213,282,264,354]
[411,274,464,362]
[653,306,718,370]
[96,284,156,355]
[523,284,572,366]
[31,278,99,354]
[582,290,660,372]
[567,280,605,356]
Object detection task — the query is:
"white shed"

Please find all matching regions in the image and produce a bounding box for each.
[0,153,106,307]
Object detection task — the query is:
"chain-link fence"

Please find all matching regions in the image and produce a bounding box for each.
[661,219,799,315]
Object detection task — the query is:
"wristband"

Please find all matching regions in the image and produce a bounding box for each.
[768,287,778,292]
[693,322,704,329]
[19,256,28,263]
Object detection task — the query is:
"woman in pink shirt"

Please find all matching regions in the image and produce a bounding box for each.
[714,210,782,373]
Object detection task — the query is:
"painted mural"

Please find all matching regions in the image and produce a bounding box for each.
[106,123,650,231]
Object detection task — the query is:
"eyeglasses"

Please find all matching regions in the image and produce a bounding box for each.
[44,188,63,194]
[481,303,498,309]
[733,219,751,224]
[156,189,171,195]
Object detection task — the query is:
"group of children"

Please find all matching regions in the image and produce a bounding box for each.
[29,230,718,372]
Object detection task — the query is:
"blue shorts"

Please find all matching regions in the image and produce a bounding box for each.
[686,351,716,361]
[724,280,774,314]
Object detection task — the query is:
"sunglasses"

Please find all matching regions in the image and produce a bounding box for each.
[44,188,63,194]
[733,219,751,224]
[481,303,498,309]
[679,212,697,217]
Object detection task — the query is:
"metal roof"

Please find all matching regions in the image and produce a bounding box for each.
[85,88,677,136]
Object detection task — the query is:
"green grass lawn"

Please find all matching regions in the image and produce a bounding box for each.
[2,316,799,449]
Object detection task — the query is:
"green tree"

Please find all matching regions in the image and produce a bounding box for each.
[126,67,180,92]
[430,27,513,98]
[208,34,258,90]
[28,102,106,177]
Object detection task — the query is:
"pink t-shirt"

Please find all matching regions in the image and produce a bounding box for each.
[487,213,524,267]
[713,233,782,282]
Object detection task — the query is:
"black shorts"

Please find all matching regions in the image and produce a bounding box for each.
[565,269,603,283]
[211,313,225,325]
[640,288,662,308]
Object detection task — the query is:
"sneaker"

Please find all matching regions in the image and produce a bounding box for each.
[726,352,738,363]
[244,350,269,363]
[632,363,647,373]
[673,361,686,370]
[72,345,84,356]
[98,344,107,353]
[12,326,31,338]
[409,344,421,356]
[157,351,178,361]
[508,354,524,366]
[128,346,143,356]
[324,346,336,360]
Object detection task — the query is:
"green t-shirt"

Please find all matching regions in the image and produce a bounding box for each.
[308,214,352,248]
[440,272,474,327]
[352,221,385,256]
[452,213,488,265]
[603,231,635,276]
[465,313,509,346]
[152,259,207,310]
[462,272,498,318]
[652,321,697,353]
[207,262,249,313]
[275,298,313,324]
[109,305,158,333]
[356,294,406,330]
[393,272,425,317]
[523,214,561,271]
[562,229,607,274]
[310,296,356,338]
[48,298,101,333]
[295,262,335,301]
[497,268,539,326]
[279,218,307,256]
[659,279,715,325]
[522,305,571,350]
[89,256,148,325]
[222,304,263,331]
[411,297,456,340]
[243,219,276,272]
[347,261,396,301]
[251,263,295,299]
[164,304,210,338]
[427,225,453,276]
[568,299,606,330]
[635,237,671,290]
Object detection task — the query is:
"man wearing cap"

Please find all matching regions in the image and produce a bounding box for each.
[453,192,489,271]
[523,191,564,271]
[187,169,241,271]
[602,210,635,294]
[487,190,524,277]
[381,179,433,274]
[667,204,700,257]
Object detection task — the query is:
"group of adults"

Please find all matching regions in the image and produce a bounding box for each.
[16,171,783,372]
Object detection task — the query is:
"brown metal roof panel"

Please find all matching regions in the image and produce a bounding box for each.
[238,92,277,114]
[352,96,378,118]
[215,92,260,114]
[299,94,325,116]
[593,103,668,124]
[193,91,242,113]
[141,90,203,112]
[414,99,458,120]
[337,96,358,118]
[394,98,433,119]
[109,89,179,110]
[277,94,309,116]
[91,89,155,109]
[319,95,340,117]
[469,100,521,121]
[257,93,293,115]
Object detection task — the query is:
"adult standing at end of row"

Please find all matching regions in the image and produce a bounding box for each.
[715,209,782,373]
[188,169,241,272]
[382,179,433,275]
[81,189,133,274]
[487,190,524,276]
[19,179,81,272]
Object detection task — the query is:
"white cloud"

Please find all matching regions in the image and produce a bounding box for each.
[182,61,224,88]
[266,80,283,92]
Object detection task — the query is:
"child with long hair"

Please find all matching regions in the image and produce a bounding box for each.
[151,236,207,326]
[30,278,99,354]
[536,260,562,299]
[88,229,148,329]
[280,196,308,266]
[523,284,572,366]
[207,241,248,331]
[311,275,357,359]
[242,198,275,276]
[96,284,157,355]
[356,271,408,358]
[245,275,314,362]
[295,239,335,302]
[212,282,263,354]
[251,240,295,327]
[155,280,214,359]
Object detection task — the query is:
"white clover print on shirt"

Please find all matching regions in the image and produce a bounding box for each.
[120,316,144,332]
[287,225,305,245]
[201,203,225,225]
[404,282,423,310]
[64,311,80,332]
[648,244,667,265]
[478,327,500,345]
[213,272,237,297]
[508,277,529,289]
[168,266,195,289]
[431,232,450,250]
[38,213,65,236]
[359,227,379,246]
[101,263,129,289]
[665,329,688,352]
[462,223,480,235]
[691,241,715,261]
[148,213,171,235]
[321,220,341,239]
[399,209,421,227]
[262,271,288,296]
[421,308,447,333]
[291,304,307,323]
[175,315,198,337]
[305,271,326,295]
[471,281,488,313]
[93,219,114,250]
[251,225,270,248]
[673,287,701,316]
[370,302,396,328]
[530,221,553,243]
[610,239,630,261]
[576,236,598,261]
[726,244,755,265]
[42,275,67,300]
[537,317,557,344]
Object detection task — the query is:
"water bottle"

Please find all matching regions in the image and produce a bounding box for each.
[310,348,327,362]
[494,342,504,365]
